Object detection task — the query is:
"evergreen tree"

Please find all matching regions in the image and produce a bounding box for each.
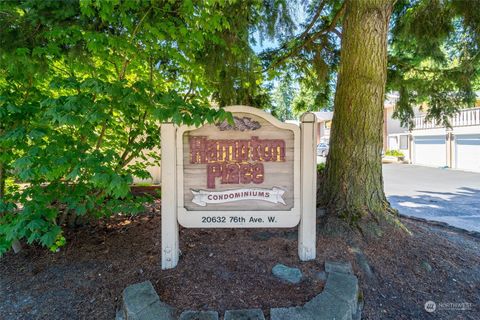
[261,0,480,231]
[271,78,295,121]
[389,0,480,127]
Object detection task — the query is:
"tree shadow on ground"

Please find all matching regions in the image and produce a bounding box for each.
[387,187,480,232]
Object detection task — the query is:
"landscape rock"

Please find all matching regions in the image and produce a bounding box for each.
[133,300,176,320]
[180,310,219,320]
[353,290,364,320]
[325,261,353,275]
[12,239,22,253]
[115,309,125,320]
[304,291,352,320]
[122,281,158,318]
[272,261,360,320]
[421,261,433,272]
[272,264,302,284]
[352,247,374,279]
[122,281,176,320]
[270,306,313,320]
[224,309,265,320]
[323,271,359,316]
[271,291,354,320]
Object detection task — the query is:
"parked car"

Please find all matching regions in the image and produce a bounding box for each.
[316,143,329,157]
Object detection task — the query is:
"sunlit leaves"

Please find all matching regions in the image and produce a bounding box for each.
[0,0,244,254]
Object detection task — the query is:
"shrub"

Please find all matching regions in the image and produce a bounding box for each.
[385,150,405,157]
[0,1,234,255]
[317,162,326,174]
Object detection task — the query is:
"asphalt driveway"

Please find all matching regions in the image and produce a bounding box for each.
[383,164,480,232]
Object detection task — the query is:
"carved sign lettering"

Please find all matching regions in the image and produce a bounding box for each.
[191,187,286,206]
[189,136,286,188]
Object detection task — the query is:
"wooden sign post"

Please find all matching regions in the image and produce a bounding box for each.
[161,106,317,269]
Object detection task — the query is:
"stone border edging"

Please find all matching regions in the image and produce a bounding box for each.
[116,261,362,320]
[270,261,361,320]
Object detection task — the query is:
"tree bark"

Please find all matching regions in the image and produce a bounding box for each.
[323,0,396,227]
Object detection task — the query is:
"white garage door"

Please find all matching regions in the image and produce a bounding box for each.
[455,134,480,172]
[414,135,446,167]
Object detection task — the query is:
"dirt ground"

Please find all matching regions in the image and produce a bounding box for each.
[1,202,479,320]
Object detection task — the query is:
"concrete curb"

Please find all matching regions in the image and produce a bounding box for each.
[399,214,480,239]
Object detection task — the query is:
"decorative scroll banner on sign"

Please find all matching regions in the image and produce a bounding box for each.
[191,187,286,207]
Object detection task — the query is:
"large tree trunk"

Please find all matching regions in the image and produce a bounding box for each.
[323,0,396,227]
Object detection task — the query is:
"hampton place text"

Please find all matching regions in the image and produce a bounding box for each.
[189,136,286,189]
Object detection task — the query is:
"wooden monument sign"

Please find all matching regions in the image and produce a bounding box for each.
[161,106,317,269]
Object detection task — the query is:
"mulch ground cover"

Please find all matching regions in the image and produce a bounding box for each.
[1,201,479,320]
